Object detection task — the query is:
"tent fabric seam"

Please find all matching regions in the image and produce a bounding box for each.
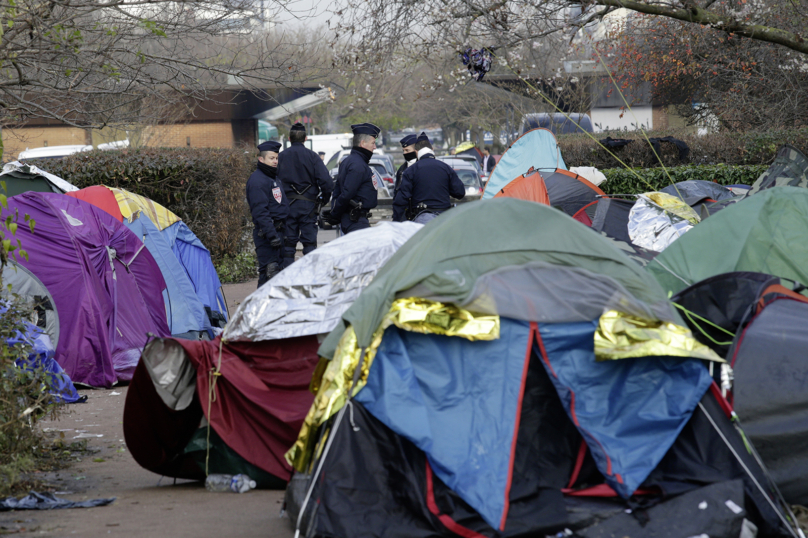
[535,326,614,477]
[499,321,536,531]
[425,460,488,538]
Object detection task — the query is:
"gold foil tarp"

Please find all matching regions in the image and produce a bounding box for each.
[645,192,701,225]
[595,310,723,362]
[286,298,500,472]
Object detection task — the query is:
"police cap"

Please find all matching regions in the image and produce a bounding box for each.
[290,122,306,133]
[416,131,430,144]
[351,122,381,137]
[258,140,281,153]
[400,134,418,147]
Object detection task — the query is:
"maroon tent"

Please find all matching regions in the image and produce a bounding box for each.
[124,335,320,484]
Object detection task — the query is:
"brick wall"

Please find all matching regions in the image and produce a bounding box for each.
[141,121,235,148]
[3,126,91,160]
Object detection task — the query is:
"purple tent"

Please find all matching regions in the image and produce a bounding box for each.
[4,192,170,387]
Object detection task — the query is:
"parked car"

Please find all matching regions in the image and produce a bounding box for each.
[520,113,593,135]
[370,157,396,189]
[436,157,483,198]
[17,145,92,160]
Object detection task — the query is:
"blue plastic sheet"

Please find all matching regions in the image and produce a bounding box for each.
[537,321,712,498]
[0,492,114,511]
[482,129,567,200]
[356,318,532,530]
[6,309,82,404]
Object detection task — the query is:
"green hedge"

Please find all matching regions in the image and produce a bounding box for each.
[27,148,254,261]
[558,127,808,169]
[599,164,767,195]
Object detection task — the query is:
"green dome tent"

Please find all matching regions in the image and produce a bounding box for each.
[319,197,680,359]
[0,162,77,196]
[648,187,808,296]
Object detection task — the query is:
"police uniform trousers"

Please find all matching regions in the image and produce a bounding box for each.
[340,214,370,234]
[283,200,318,268]
[254,227,284,288]
[413,211,440,224]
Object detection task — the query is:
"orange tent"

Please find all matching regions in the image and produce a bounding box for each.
[493,169,550,205]
[66,185,124,222]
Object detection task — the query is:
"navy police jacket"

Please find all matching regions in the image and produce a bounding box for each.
[393,154,465,221]
[277,142,333,201]
[331,147,378,218]
[246,165,289,238]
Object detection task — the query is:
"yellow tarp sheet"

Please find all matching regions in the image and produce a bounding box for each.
[595,310,723,362]
[109,187,181,230]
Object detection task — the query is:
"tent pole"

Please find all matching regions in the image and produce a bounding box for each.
[698,402,801,538]
[294,347,369,538]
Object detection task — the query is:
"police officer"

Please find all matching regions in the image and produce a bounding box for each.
[327,122,381,234]
[394,134,418,194]
[278,122,333,268]
[393,132,465,224]
[246,140,288,288]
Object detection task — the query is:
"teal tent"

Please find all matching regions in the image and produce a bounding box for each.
[481,128,566,200]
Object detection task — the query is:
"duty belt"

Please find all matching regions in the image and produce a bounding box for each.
[287,193,317,202]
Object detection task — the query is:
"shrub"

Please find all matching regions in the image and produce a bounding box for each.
[27,147,255,261]
[599,164,767,195]
[558,128,808,169]
[215,251,257,284]
[0,299,64,496]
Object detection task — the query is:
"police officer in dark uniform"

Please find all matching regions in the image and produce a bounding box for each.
[394,134,418,194]
[278,122,333,268]
[326,122,381,234]
[246,140,289,288]
[393,132,465,224]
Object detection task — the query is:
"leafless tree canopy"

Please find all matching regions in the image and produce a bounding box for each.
[0,0,331,128]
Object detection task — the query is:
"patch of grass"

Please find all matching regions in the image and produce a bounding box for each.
[215,251,257,283]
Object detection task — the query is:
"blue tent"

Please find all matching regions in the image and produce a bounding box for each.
[125,215,212,337]
[482,128,567,200]
[291,199,795,538]
[162,221,228,324]
[356,319,712,529]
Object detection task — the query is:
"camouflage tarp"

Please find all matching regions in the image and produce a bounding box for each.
[748,145,808,195]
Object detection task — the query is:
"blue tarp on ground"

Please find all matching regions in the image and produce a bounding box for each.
[8,311,81,403]
[125,215,212,337]
[162,221,228,322]
[537,321,713,498]
[356,316,713,528]
[355,318,532,530]
[482,128,567,200]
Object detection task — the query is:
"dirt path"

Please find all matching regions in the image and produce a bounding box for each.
[1,280,296,538]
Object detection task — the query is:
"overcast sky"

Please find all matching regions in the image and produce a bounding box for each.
[273,0,334,29]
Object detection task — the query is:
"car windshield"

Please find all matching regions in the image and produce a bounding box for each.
[370,163,387,176]
[456,170,480,187]
[326,152,343,171]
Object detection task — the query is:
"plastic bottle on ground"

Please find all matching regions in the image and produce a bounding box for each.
[204,474,257,493]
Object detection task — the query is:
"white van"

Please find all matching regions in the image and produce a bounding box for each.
[17,145,93,160]
[303,133,354,163]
